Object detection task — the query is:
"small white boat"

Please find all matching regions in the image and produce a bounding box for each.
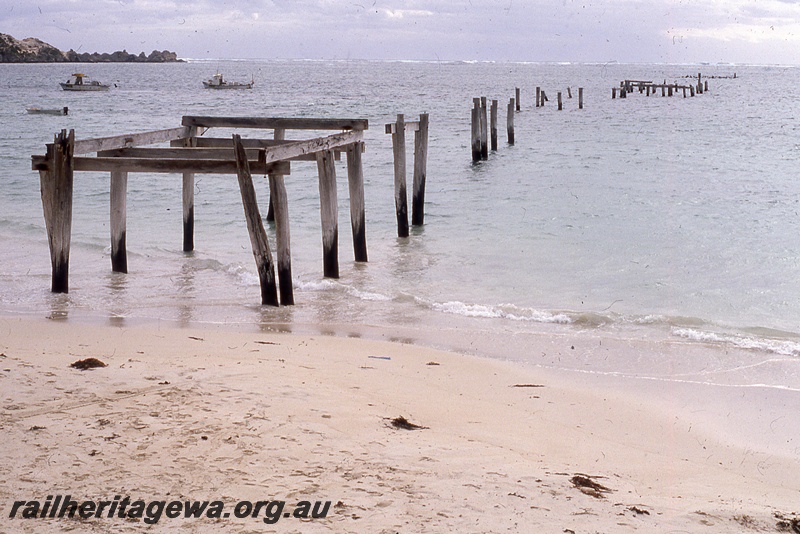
[27,106,69,116]
[60,73,110,91]
[203,73,253,90]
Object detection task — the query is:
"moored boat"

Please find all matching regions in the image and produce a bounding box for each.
[27,106,69,115]
[60,73,110,91]
[202,73,253,89]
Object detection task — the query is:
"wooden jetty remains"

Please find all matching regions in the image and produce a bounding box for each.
[470,98,488,163]
[613,79,706,100]
[385,113,429,235]
[471,95,518,160]
[32,116,370,306]
[611,79,708,99]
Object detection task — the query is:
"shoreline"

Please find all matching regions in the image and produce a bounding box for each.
[1,315,798,531]
[4,306,800,456]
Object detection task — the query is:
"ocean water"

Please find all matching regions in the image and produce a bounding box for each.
[2,59,800,393]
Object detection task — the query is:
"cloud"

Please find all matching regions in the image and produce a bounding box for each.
[1,0,798,62]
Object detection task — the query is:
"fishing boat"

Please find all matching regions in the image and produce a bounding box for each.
[60,73,110,91]
[202,73,253,89]
[26,106,69,116]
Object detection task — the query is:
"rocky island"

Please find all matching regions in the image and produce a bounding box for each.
[0,33,182,63]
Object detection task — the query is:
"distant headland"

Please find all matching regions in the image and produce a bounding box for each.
[0,33,183,63]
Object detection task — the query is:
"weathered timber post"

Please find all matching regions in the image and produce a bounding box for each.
[346,142,369,260]
[490,100,498,151]
[536,87,541,108]
[557,91,563,110]
[541,90,547,106]
[612,87,616,99]
[412,114,429,227]
[181,127,197,252]
[232,134,279,306]
[661,85,666,97]
[267,169,293,305]
[507,98,515,145]
[391,113,409,237]
[110,170,128,273]
[316,149,340,276]
[668,85,673,97]
[704,81,708,92]
[38,129,74,293]
[620,88,627,99]
[578,87,584,109]
[697,73,702,94]
[690,85,695,97]
[682,86,687,98]
[646,85,651,96]
[515,87,521,111]
[567,87,572,98]
[265,127,285,222]
[471,104,481,163]
[480,96,488,160]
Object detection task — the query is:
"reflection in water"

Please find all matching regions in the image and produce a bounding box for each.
[47,309,68,321]
[106,271,128,292]
[258,303,295,335]
[106,271,130,322]
[175,260,197,326]
[176,261,196,295]
[46,293,71,321]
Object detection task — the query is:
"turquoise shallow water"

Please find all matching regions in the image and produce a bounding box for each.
[1,60,800,390]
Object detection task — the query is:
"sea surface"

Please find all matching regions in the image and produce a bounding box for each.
[1,59,800,396]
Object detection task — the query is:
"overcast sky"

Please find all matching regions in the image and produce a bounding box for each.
[3,0,799,64]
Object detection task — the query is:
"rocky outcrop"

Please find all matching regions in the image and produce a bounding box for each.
[0,34,67,62]
[0,33,183,63]
[64,49,181,63]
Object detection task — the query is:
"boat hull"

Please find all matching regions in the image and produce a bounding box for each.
[202,82,253,90]
[60,83,109,91]
[27,107,69,115]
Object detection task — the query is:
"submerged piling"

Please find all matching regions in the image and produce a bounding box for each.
[411,113,429,227]
[316,149,340,276]
[39,129,74,293]
[490,100,498,151]
[181,128,197,252]
[507,98,515,145]
[110,170,128,273]
[232,134,279,306]
[480,97,488,160]
[471,104,481,162]
[391,113,409,238]
[347,141,368,260]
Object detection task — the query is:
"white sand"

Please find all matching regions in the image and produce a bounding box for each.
[0,316,798,532]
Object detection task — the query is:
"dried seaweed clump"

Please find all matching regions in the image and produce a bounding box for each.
[69,358,107,370]
[570,474,612,499]
[389,416,428,430]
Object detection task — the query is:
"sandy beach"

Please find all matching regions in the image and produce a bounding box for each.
[0,315,798,533]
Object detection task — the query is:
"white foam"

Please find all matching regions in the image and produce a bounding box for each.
[346,287,393,302]
[294,279,339,292]
[673,328,800,357]
[432,301,572,324]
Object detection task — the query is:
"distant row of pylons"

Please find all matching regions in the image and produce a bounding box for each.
[613,73,711,99]
[469,85,585,162]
